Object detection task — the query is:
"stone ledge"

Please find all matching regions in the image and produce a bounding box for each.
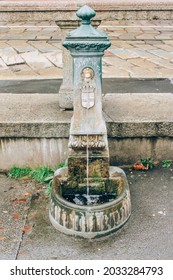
[0,93,173,138]
[0,1,173,11]
[1,1,173,21]
[1,122,173,138]
[0,92,173,167]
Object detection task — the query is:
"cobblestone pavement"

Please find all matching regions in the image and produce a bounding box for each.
[0,20,173,80]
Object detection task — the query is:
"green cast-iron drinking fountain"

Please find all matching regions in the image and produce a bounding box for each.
[49,5,131,238]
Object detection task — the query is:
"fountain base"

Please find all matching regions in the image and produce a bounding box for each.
[49,166,131,239]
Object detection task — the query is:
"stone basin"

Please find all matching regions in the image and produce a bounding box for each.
[49,166,131,239]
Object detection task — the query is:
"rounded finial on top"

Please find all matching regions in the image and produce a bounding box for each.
[76,5,96,24]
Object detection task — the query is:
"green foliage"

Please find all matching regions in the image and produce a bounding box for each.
[44,179,53,197]
[8,164,67,197]
[141,158,154,170]
[30,166,53,183]
[58,160,68,169]
[162,160,171,168]
[58,163,66,168]
[8,166,32,179]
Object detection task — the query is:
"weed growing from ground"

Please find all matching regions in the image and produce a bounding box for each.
[162,160,171,168]
[8,163,67,197]
[141,158,154,170]
[30,166,54,183]
[8,166,32,179]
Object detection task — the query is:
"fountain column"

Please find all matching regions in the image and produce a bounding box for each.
[56,19,101,109]
[63,6,111,183]
[49,5,131,239]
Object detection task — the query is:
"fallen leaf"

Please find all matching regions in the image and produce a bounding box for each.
[28,211,37,220]
[0,235,5,241]
[0,227,4,230]
[18,198,27,202]
[12,197,27,204]
[12,213,19,219]
[133,163,145,171]
[24,192,31,196]
[24,206,30,211]
[21,224,32,235]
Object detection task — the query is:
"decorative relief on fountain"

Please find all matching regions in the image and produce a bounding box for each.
[80,67,95,109]
[68,135,106,149]
[63,41,111,52]
[77,58,101,78]
[50,193,131,234]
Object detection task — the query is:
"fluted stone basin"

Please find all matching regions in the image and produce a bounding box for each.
[49,166,131,239]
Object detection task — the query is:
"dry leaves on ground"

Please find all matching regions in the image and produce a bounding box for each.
[12,197,27,204]
[12,213,20,219]
[28,211,37,220]
[21,224,32,235]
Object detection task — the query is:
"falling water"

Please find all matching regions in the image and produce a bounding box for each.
[86,88,90,204]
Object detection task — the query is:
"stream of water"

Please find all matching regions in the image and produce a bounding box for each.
[86,90,90,204]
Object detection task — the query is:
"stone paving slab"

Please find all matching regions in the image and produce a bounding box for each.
[0,47,24,66]
[0,20,173,80]
[20,51,52,71]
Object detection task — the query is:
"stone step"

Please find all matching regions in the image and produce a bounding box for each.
[1,0,173,21]
[0,92,173,168]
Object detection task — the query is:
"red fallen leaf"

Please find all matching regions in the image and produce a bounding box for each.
[0,227,4,230]
[0,235,5,241]
[18,198,27,202]
[12,197,26,204]
[12,213,19,219]
[133,162,149,171]
[21,224,32,235]
[133,163,144,171]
